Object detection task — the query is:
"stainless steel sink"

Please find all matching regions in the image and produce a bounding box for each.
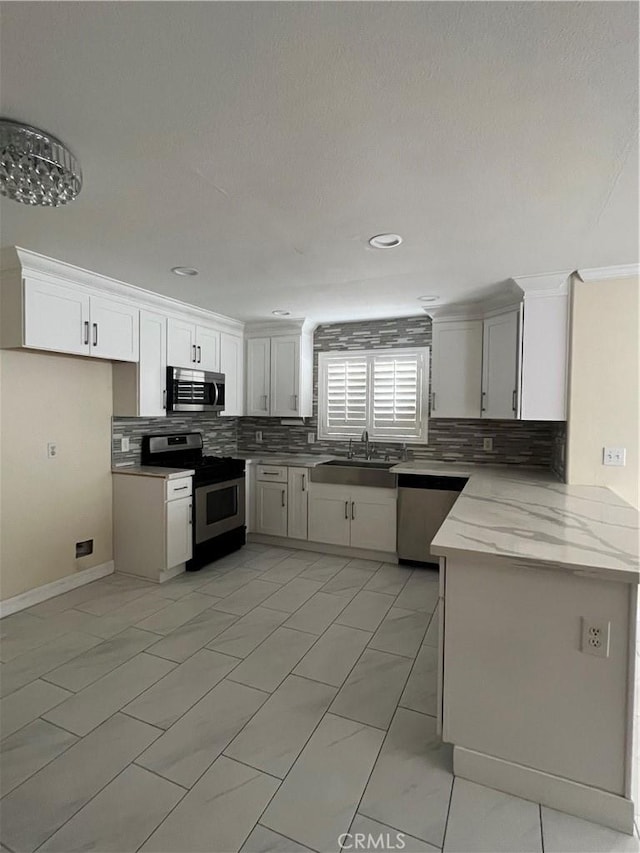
[311,459,397,488]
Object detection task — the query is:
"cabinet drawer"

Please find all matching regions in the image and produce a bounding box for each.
[256,465,287,483]
[166,477,193,501]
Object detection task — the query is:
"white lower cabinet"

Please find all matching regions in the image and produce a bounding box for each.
[113,473,193,582]
[255,480,288,537]
[287,467,309,540]
[308,483,397,552]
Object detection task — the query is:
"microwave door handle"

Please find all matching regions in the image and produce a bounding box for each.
[212,382,219,408]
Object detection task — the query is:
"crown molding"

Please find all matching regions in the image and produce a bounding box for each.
[2,246,244,334]
[576,264,640,283]
[511,270,572,297]
[245,318,316,336]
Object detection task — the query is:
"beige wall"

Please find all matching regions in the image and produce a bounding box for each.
[0,350,113,600]
[566,275,639,509]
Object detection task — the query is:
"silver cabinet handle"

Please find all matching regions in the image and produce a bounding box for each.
[292,394,298,410]
[262,394,268,410]
[512,389,517,413]
[174,485,188,491]
[281,489,286,508]
[345,500,349,519]
[163,389,167,410]
[192,344,197,362]
[432,391,436,412]
[302,474,306,492]
[351,501,355,520]
[92,323,98,347]
[481,391,487,412]
[261,472,279,476]
[197,345,202,364]
[188,504,192,524]
[83,321,89,345]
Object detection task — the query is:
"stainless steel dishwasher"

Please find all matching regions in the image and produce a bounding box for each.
[397,474,468,565]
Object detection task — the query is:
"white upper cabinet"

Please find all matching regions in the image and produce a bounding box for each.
[196,325,220,372]
[220,331,244,417]
[481,308,520,419]
[89,295,139,362]
[519,293,568,421]
[138,311,167,416]
[431,320,483,418]
[166,319,220,371]
[23,276,90,356]
[245,322,314,418]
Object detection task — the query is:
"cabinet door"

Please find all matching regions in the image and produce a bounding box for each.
[349,487,397,553]
[196,325,220,372]
[255,481,288,537]
[246,337,271,415]
[139,311,167,417]
[90,296,139,362]
[431,320,483,418]
[270,336,300,416]
[520,295,568,421]
[287,467,309,540]
[220,332,244,416]
[308,484,351,546]
[23,276,90,355]
[481,309,520,419]
[166,495,193,568]
[167,318,197,369]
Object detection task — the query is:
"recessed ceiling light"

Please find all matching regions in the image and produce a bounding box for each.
[418,295,440,303]
[272,309,291,316]
[171,266,199,277]
[368,233,403,249]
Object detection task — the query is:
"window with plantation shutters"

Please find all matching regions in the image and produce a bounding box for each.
[318,347,429,443]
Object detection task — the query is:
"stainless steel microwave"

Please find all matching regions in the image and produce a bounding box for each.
[166,367,225,412]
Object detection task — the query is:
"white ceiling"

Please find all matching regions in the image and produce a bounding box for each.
[1,2,638,324]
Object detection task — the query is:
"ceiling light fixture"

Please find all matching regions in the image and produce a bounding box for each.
[368,233,403,249]
[418,295,440,303]
[272,309,291,316]
[171,266,199,277]
[0,117,82,206]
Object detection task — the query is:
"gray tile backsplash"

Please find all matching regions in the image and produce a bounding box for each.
[112,315,566,472]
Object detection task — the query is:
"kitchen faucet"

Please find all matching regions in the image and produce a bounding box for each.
[361,430,372,460]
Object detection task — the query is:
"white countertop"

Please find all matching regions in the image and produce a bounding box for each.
[235,453,335,468]
[112,465,195,479]
[430,466,640,583]
[390,460,478,476]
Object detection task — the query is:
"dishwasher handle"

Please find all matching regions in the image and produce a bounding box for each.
[397,474,468,491]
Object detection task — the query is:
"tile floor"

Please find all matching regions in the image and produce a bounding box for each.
[1,542,638,853]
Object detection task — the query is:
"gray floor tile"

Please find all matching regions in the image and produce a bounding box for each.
[241,825,315,853]
[299,556,349,583]
[364,563,413,596]
[348,815,439,852]
[140,755,280,853]
[82,592,175,639]
[260,558,312,584]
[25,582,116,617]
[146,608,239,662]
[229,628,317,692]
[394,569,439,613]
[321,567,373,600]
[283,592,348,635]
[0,613,67,662]
[541,807,640,852]
[198,567,264,598]
[444,778,542,852]
[335,591,395,632]
[368,607,430,658]
[0,719,78,796]
[43,653,175,736]
[0,679,71,740]
[261,713,384,853]
[330,649,412,730]
[207,607,289,658]
[76,585,150,616]
[135,593,217,634]
[344,559,383,572]
[360,708,453,848]
[293,625,372,687]
[137,678,268,787]
[226,675,336,777]
[243,549,292,571]
[124,648,238,729]
[0,713,160,853]
[37,764,185,853]
[43,627,160,692]
[0,631,102,698]
[213,579,284,616]
[399,644,438,716]
[262,579,324,613]
[423,605,439,648]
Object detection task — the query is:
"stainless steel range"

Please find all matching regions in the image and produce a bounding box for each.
[141,432,245,570]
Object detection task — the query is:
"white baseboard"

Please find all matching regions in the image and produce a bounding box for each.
[453,745,635,835]
[0,561,115,618]
[248,533,397,564]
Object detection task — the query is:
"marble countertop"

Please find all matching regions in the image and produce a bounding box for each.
[235,453,336,468]
[390,460,477,476]
[430,466,640,583]
[112,466,195,479]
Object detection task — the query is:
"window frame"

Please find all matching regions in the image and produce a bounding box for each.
[317,346,430,444]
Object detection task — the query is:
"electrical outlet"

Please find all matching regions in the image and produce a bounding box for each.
[603,447,626,467]
[581,617,611,658]
[307,432,315,444]
[47,442,57,459]
[255,431,263,443]
[121,437,130,452]
[483,437,493,452]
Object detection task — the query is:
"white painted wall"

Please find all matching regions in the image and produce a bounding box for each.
[0,350,113,600]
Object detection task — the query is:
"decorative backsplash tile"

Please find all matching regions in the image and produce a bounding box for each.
[112,414,237,466]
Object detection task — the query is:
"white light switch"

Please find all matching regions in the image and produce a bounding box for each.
[307,432,315,444]
[121,437,130,452]
[603,447,626,467]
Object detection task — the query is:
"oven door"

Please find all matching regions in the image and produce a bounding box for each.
[195,477,246,545]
